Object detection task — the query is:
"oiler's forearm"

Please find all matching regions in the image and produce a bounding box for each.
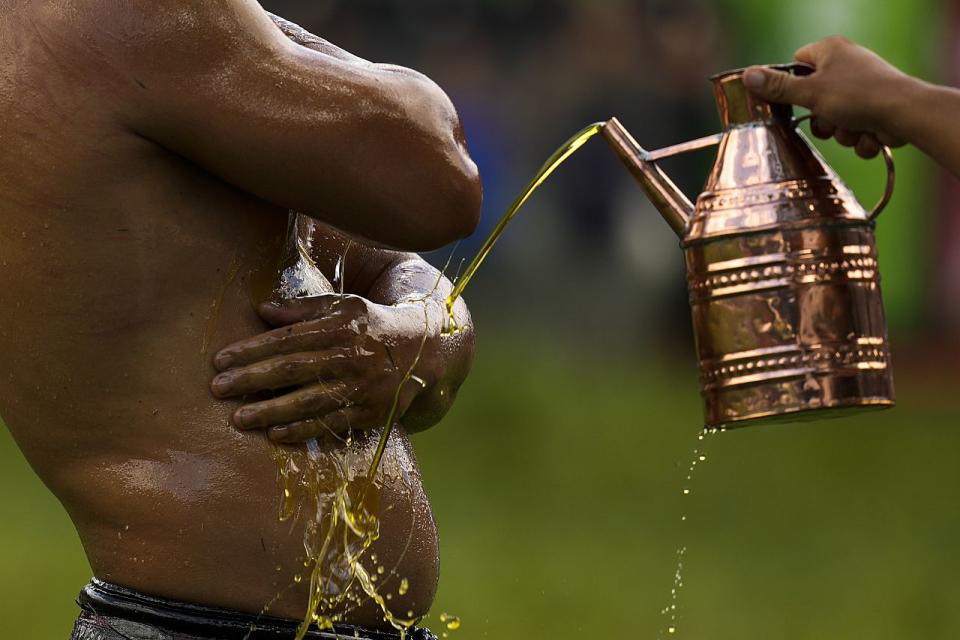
[892,79,960,178]
[367,256,476,434]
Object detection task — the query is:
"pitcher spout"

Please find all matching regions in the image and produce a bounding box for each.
[601,118,694,238]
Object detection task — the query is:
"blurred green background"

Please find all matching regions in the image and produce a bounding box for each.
[4,0,960,638]
[4,338,960,639]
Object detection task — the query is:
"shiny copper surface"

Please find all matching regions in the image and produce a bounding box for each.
[601,118,694,236]
[603,64,896,428]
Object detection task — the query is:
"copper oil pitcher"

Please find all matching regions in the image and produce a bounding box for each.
[601,63,897,428]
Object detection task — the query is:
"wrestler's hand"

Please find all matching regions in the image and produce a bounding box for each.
[744,36,913,158]
[210,294,444,443]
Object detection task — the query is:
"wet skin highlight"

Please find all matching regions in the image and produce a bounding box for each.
[0,1,478,629]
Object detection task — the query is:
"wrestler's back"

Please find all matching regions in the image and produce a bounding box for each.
[0,6,439,627]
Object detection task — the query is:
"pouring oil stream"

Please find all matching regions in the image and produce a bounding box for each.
[275,120,619,638]
[443,121,606,331]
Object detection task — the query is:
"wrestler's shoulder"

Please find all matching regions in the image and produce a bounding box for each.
[97,0,275,44]
[29,0,280,63]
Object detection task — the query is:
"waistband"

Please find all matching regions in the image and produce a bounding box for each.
[77,579,435,640]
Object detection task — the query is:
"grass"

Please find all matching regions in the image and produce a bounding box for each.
[2,331,960,639]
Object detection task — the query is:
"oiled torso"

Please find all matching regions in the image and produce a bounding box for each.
[0,8,438,626]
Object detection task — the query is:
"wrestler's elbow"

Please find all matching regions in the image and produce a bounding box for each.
[384,70,483,249]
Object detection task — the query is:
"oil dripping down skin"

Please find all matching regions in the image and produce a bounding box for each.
[271,428,431,640]
[249,224,450,638]
[279,275,444,639]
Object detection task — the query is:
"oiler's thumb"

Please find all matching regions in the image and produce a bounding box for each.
[743,66,814,108]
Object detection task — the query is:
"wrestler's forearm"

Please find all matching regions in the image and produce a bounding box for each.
[111,1,480,250]
[257,11,483,250]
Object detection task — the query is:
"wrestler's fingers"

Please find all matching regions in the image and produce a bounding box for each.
[833,128,861,147]
[855,133,881,159]
[211,349,366,397]
[214,320,359,370]
[257,294,365,328]
[231,382,355,429]
[268,407,380,443]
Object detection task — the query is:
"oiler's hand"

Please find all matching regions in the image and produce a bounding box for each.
[211,294,445,443]
[744,36,913,158]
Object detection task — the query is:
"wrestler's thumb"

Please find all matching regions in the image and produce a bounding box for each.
[743,66,814,108]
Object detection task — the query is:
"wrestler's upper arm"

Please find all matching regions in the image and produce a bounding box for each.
[97,0,481,250]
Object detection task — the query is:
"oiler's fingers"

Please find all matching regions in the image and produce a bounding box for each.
[231,382,355,429]
[211,349,364,397]
[743,66,816,107]
[214,320,359,370]
[810,116,837,140]
[833,128,862,147]
[855,133,881,159]
[877,131,906,148]
[268,407,380,443]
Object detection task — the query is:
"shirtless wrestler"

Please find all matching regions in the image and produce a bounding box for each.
[0,2,480,638]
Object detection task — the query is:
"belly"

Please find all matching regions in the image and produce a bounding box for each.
[78,425,440,628]
[0,164,439,628]
[57,249,440,628]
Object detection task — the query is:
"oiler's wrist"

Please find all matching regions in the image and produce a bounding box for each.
[876,74,930,144]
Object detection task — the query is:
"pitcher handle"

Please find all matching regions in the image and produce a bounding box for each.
[869,146,896,221]
[644,132,723,163]
[793,113,896,221]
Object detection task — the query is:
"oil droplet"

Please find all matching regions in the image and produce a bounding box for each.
[668,626,676,634]
[377,566,385,575]
[682,489,690,495]
[294,574,302,584]
[398,578,409,595]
